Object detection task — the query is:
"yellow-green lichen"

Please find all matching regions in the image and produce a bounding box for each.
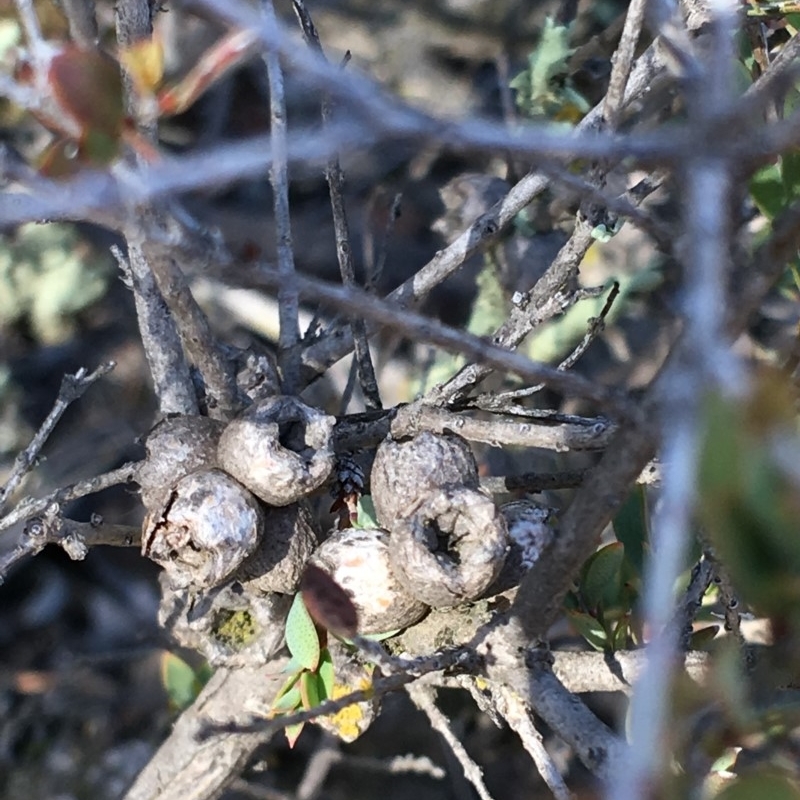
[213,609,258,649]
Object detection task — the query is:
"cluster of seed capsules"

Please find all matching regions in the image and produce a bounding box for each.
[138,396,555,664]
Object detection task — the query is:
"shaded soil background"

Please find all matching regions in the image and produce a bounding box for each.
[3,0,786,798]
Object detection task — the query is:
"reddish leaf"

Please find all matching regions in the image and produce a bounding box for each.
[300,564,359,639]
[158,29,259,117]
[48,47,124,138]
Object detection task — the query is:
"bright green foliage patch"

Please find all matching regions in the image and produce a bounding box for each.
[510,17,590,122]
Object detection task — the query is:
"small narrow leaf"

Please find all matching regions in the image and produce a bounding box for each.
[299,670,322,710]
[613,485,648,574]
[566,610,609,651]
[581,542,625,611]
[284,722,305,748]
[689,625,720,650]
[271,683,303,715]
[611,617,630,652]
[161,652,201,710]
[713,773,800,800]
[286,593,321,672]
[318,650,335,700]
[355,495,378,529]
[271,670,302,707]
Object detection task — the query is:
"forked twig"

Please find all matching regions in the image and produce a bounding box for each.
[0,363,116,515]
[291,0,380,410]
[491,685,572,800]
[252,264,636,417]
[406,683,496,800]
[0,462,141,535]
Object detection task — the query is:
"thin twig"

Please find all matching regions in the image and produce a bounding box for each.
[115,0,215,417]
[491,685,573,800]
[468,403,609,425]
[296,733,339,800]
[503,281,621,401]
[203,645,474,739]
[489,646,627,782]
[559,282,620,371]
[549,649,709,694]
[228,780,289,800]
[603,0,648,129]
[0,462,141,534]
[707,551,743,643]
[142,250,242,418]
[0,512,140,582]
[291,0,381,410]
[423,217,598,407]
[480,470,588,495]
[674,556,715,651]
[0,363,115,515]
[537,162,672,250]
[263,0,301,393]
[251,264,637,417]
[344,753,444,779]
[390,403,615,451]
[367,192,402,293]
[405,683,496,800]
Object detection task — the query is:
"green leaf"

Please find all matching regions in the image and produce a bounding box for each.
[355,495,378,528]
[581,542,625,611]
[161,652,203,711]
[689,625,720,650]
[300,670,322,710]
[318,649,335,700]
[710,747,740,774]
[781,151,800,199]
[286,594,321,672]
[511,16,575,118]
[272,681,303,714]
[611,617,630,652]
[613,485,649,574]
[284,722,305,748]
[591,219,624,242]
[566,610,609,651]
[750,162,786,220]
[713,773,800,800]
